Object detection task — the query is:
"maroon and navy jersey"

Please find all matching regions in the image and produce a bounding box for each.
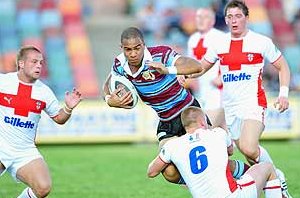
[112,46,194,121]
[0,72,60,149]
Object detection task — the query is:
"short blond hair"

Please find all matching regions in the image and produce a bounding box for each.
[16,45,42,70]
[181,106,206,129]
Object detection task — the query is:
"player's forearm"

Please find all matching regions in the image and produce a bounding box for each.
[53,107,72,124]
[103,74,112,96]
[274,57,290,88]
[278,63,290,88]
[174,57,204,75]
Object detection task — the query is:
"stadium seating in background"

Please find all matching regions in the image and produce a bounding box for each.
[247,0,273,36]
[58,0,100,98]
[265,0,298,47]
[0,0,18,72]
[0,0,100,99]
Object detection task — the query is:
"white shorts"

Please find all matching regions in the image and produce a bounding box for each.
[228,174,257,198]
[225,106,265,140]
[0,142,43,182]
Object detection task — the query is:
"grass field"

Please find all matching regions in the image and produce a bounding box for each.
[0,140,299,198]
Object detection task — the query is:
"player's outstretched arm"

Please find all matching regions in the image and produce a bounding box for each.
[147,156,169,178]
[53,87,82,124]
[147,57,213,76]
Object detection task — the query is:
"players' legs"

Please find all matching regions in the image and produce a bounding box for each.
[234,119,266,164]
[245,162,281,198]
[235,119,293,197]
[16,158,52,198]
[205,108,227,130]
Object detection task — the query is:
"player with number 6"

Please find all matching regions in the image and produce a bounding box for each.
[149,1,292,197]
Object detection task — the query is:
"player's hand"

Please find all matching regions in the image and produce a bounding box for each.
[273,96,289,113]
[65,88,82,109]
[227,144,234,156]
[146,61,168,74]
[177,75,186,86]
[108,87,133,109]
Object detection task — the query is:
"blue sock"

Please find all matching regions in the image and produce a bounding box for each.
[233,159,249,179]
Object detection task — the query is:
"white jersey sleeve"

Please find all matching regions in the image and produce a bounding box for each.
[159,141,173,163]
[212,127,232,147]
[261,36,282,63]
[42,84,60,118]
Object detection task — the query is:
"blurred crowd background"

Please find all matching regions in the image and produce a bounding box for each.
[0,0,299,100]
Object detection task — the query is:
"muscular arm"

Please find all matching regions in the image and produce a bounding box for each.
[272,56,290,113]
[272,56,290,88]
[147,156,169,178]
[147,56,214,76]
[52,108,72,124]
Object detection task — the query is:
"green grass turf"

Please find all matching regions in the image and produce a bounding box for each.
[0,140,299,198]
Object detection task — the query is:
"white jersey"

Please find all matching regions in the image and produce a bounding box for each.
[187,28,225,110]
[204,30,281,111]
[159,127,237,198]
[0,72,60,150]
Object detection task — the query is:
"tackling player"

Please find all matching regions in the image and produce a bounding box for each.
[0,46,82,198]
[149,1,292,197]
[148,106,283,198]
[103,27,249,184]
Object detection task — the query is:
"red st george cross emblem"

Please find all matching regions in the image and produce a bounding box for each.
[218,40,263,71]
[0,83,46,117]
[193,38,207,60]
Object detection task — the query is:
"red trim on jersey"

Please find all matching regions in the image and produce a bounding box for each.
[238,180,255,187]
[193,38,207,60]
[0,83,46,117]
[263,185,281,190]
[158,156,170,164]
[226,161,238,192]
[204,58,215,64]
[257,69,267,107]
[219,40,263,71]
[271,54,282,64]
[217,67,223,90]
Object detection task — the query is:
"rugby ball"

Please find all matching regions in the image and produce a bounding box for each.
[109,74,138,108]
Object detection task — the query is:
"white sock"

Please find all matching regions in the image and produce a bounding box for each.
[17,187,37,198]
[264,179,282,198]
[257,145,274,164]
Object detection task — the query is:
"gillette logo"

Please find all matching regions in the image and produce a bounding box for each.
[223,73,251,82]
[4,116,35,129]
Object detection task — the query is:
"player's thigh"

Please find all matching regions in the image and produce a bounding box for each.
[205,108,226,129]
[238,119,264,149]
[17,158,51,189]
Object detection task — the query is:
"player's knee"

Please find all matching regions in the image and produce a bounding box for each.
[239,145,258,161]
[33,181,52,198]
[162,163,181,183]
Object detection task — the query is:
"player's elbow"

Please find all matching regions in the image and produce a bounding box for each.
[147,166,159,178]
[147,170,158,178]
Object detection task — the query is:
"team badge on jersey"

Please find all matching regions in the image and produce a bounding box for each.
[4,96,12,104]
[142,70,155,80]
[36,101,42,110]
[247,53,254,62]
